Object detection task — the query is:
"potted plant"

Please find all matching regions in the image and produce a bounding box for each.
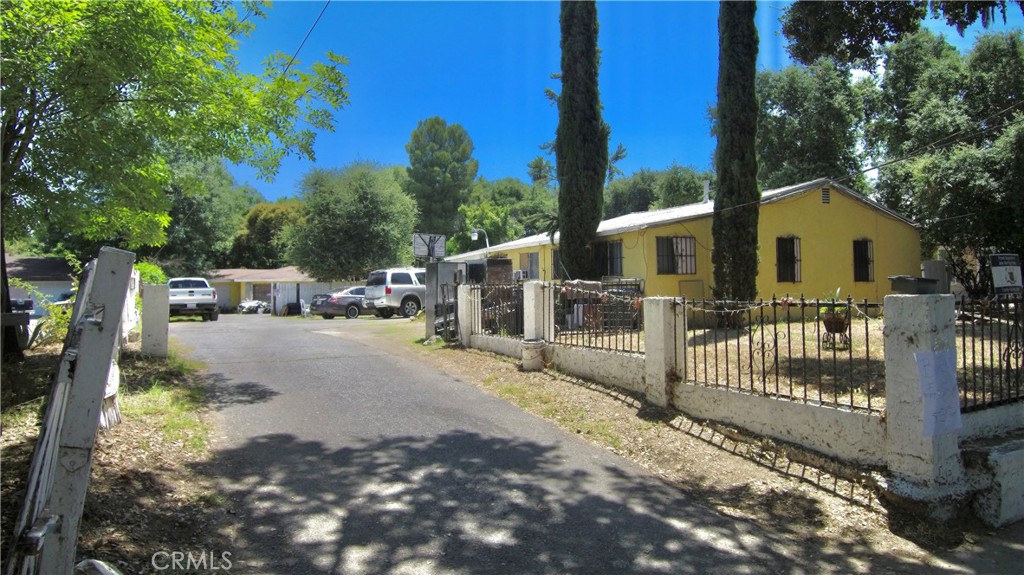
[818,288,849,336]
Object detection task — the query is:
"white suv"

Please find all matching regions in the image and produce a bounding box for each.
[364,267,426,318]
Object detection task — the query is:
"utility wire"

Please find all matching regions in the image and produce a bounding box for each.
[282,0,331,78]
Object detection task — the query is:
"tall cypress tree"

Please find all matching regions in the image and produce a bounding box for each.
[713,1,760,300]
[556,0,608,280]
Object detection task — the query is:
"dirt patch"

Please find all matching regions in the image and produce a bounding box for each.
[1,346,229,574]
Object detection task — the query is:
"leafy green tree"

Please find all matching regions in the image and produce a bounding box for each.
[781,0,1022,66]
[1,0,348,358]
[555,0,609,280]
[604,169,658,218]
[527,156,555,188]
[862,30,963,160]
[33,156,261,274]
[654,164,714,209]
[404,117,479,238]
[446,202,523,256]
[141,159,262,276]
[869,30,1024,295]
[713,1,760,300]
[755,59,868,191]
[228,199,305,269]
[287,163,417,281]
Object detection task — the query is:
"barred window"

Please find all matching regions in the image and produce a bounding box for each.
[776,236,801,282]
[853,239,874,282]
[607,240,623,276]
[656,236,696,275]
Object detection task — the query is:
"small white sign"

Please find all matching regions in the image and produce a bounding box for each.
[990,253,1022,295]
[413,233,446,259]
[915,349,962,437]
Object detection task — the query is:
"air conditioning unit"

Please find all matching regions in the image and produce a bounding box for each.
[513,269,529,281]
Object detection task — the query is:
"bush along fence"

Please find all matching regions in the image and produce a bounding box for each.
[456,282,1023,527]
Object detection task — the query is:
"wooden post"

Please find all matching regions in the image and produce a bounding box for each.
[38,247,135,574]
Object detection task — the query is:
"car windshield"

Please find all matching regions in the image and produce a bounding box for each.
[366,272,387,286]
[169,279,207,289]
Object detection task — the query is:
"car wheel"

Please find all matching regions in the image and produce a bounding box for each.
[401,298,420,318]
[322,314,334,320]
[201,312,210,322]
[377,309,395,319]
[210,309,219,322]
[345,305,360,319]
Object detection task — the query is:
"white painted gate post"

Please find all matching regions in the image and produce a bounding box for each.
[643,298,686,408]
[883,294,967,518]
[38,247,135,574]
[141,283,169,357]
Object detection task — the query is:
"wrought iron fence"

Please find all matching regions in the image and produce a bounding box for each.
[681,296,885,413]
[552,282,645,353]
[478,284,524,339]
[956,295,1022,412]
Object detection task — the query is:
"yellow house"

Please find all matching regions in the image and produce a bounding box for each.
[447,178,922,302]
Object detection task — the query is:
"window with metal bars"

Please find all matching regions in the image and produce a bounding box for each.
[776,236,801,282]
[656,236,696,274]
[607,240,623,276]
[853,239,874,282]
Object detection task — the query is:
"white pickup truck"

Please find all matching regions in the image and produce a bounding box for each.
[167,277,219,321]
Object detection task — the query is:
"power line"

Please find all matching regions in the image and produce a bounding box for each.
[282,0,331,78]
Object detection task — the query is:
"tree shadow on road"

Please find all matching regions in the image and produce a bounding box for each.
[194,431,944,574]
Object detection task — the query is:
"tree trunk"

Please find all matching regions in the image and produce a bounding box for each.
[2,230,25,361]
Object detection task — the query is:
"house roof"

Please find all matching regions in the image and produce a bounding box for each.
[209,266,315,283]
[447,177,915,262]
[6,257,76,282]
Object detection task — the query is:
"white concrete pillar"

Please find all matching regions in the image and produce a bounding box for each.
[643,298,685,407]
[883,294,966,506]
[141,283,169,357]
[457,284,479,348]
[523,281,554,342]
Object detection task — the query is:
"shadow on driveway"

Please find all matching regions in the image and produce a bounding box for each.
[195,431,941,575]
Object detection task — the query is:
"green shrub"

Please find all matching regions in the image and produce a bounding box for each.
[135,261,167,285]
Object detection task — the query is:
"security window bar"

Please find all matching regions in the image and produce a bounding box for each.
[776,236,801,282]
[607,240,623,276]
[853,239,874,282]
[656,236,696,275]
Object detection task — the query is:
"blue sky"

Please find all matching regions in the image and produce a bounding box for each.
[226,1,1023,202]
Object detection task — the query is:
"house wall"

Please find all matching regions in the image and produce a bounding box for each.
[211,282,244,309]
[469,183,921,303]
[619,218,716,298]
[758,189,921,302]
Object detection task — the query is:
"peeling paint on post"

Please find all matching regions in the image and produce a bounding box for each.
[883,294,968,514]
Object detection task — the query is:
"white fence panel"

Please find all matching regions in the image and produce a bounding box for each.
[5,247,135,575]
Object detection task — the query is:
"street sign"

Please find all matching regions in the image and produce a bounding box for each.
[413,233,446,259]
[990,253,1022,295]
